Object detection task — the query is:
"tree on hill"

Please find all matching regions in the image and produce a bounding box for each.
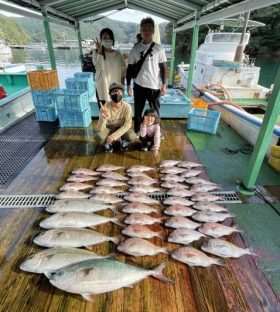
[0,14,31,44]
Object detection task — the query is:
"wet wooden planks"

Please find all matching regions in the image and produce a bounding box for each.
[0,119,279,312]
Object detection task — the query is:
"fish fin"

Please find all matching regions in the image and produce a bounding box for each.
[215,258,226,266]
[151,262,174,284]
[125,284,134,289]
[84,245,93,250]
[81,293,93,302]
[112,214,126,227]
[90,226,96,230]
[246,248,257,256]
[109,206,120,214]
[44,272,53,279]
[104,252,116,259]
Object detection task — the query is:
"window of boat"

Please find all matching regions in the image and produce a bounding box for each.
[206,33,249,44]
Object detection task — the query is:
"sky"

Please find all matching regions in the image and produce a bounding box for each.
[0,2,168,24]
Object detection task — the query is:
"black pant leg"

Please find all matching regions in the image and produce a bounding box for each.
[134,83,147,133]
[95,90,106,109]
[147,88,161,119]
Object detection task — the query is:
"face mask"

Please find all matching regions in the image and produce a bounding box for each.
[102,39,113,48]
[111,93,123,103]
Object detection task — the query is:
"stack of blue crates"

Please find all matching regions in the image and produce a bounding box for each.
[55,72,93,128]
[32,89,58,122]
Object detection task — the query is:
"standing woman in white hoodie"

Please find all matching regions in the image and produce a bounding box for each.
[93,28,125,109]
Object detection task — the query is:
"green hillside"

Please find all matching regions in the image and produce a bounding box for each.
[0,14,31,44]
[10,16,168,44]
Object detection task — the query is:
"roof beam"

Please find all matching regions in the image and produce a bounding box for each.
[128,2,178,20]
[61,0,122,14]
[15,0,76,22]
[165,0,201,11]
[39,0,67,5]
[0,1,74,27]
[57,0,120,11]
[77,3,125,20]
[174,0,280,32]
[178,0,230,24]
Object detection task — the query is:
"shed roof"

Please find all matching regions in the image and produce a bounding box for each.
[2,0,280,30]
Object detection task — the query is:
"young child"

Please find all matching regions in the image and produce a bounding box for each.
[139,108,161,152]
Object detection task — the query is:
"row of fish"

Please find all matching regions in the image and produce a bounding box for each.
[20,161,255,301]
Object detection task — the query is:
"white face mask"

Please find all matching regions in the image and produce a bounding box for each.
[102,39,113,48]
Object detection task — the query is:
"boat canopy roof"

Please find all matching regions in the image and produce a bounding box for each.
[210,18,265,29]
[2,0,279,31]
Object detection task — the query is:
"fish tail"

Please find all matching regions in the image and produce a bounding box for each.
[156,231,165,239]
[151,262,174,284]
[110,235,124,245]
[112,214,126,227]
[233,225,243,233]
[215,258,226,266]
[246,248,257,256]
[109,205,120,214]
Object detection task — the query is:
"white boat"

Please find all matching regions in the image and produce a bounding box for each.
[177,20,280,156]
[0,63,26,73]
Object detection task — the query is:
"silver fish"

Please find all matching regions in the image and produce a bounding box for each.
[177,161,204,168]
[127,172,154,179]
[59,182,92,191]
[46,199,117,214]
[89,193,123,204]
[72,168,101,176]
[191,184,220,192]
[122,225,163,239]
[171,247,223,267]
[167,188,195,197]
[96,164,124,171]
[40,212,124,229]
[129,185,163,194]
[127,165,155,173]
[33,228,120,248]
[122,203,160,214]
[164,205,196,217]
[163,197,194,206]
[185,177,215,185]
[161,182,189,189]
[192,211,235,223]
[159,160,182,167]
[90,186,123,195]
[56,191,90,200]
[125,213,163,225]
[191,193,223,202]
[192,202,228,213]
[48,259,173,301]
[117,238,168,256]
[101,172,129,181]
[96,179,127,187]
[201,238,256,258]
[180,169,202,178]
[199,223,242,238]
[20,248,113,274]
[165,217,200,229]
[67,175,98,182]
[160,167,187,175]
[124,193,160,205]
[128,177,158,186]
[168,229,206,245]
[161,174,185,183]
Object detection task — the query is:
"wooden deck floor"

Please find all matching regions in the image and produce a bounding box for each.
[0,120,279,312]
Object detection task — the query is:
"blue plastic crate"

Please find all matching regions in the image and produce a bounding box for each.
[35,105,58,122]
[58,108,92,128]
[74,72,94,80]
[31,90,57,107]
[54,89,90,112]
[65,77,94,96]
[187,108,221,134]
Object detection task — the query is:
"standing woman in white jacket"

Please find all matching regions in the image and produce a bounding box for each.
[93,28,125,109]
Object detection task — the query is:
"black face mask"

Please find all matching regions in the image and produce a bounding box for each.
[110,93,123,103]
